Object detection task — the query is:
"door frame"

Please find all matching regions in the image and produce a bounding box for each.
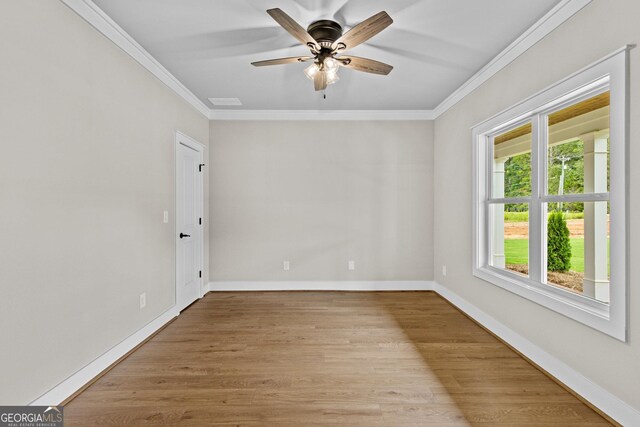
[175,131,205,312]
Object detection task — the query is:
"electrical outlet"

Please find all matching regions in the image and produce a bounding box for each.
[283,261,290,271]
[139,292,146,309]
[442,265,447,277]
[163,211,169,223]
[348,260,355,271]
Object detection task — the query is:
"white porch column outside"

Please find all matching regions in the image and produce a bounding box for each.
[492,158,507,268]
[581,130,609,302]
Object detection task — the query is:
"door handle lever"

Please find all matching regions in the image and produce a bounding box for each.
[179,233,191,239]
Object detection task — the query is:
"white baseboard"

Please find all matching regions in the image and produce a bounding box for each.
[432,282,640,426]
[29,306,179,406]
[207,280,435,292]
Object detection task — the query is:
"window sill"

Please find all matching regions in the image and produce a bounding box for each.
[472,265,624,341]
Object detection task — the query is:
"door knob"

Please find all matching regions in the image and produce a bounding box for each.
[179,233,191,239]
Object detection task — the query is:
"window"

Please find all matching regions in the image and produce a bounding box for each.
[472,48,630,341]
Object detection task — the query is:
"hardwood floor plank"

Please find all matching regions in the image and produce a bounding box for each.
[65,292,611,426]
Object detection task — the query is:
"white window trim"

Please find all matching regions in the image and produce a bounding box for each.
[472,46,631,341]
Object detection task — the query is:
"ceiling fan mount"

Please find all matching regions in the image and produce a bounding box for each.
[306,20,343,49]
[251,9,394,91]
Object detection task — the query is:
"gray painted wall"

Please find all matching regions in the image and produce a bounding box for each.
[0,1,209,404]
[434,0,640,410]
[209,121,434,282]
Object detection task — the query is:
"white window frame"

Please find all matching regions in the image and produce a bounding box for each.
[472,47,630,341]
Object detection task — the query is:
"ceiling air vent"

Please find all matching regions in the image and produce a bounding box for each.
[208,97,242,106]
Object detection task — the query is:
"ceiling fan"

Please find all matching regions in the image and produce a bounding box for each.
[251,8,394,91]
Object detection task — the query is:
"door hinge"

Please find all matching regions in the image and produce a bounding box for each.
[199,163,205,172]
[199,217,202,225]
[199,270,202,278]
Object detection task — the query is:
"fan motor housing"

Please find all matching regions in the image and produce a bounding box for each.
[307,20,343,47]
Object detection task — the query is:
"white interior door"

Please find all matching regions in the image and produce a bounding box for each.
[176,133,203,312]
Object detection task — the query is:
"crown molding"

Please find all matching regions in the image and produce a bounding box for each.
[60,0,210,118]
[209,109,436,121]
[60,0,591,121]
[431,0,593,118]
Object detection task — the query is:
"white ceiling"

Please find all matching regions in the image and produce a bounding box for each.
[92,0,561,111]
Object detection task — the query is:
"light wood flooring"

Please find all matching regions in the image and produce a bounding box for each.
[65,292,610,426]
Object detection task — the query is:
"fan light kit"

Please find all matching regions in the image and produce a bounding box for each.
[252,9,394,92]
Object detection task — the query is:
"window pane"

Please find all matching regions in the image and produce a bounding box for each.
[545,202,610,304]
[490,203,529,277]
[547,92,610,195]
[493,123,532,198]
